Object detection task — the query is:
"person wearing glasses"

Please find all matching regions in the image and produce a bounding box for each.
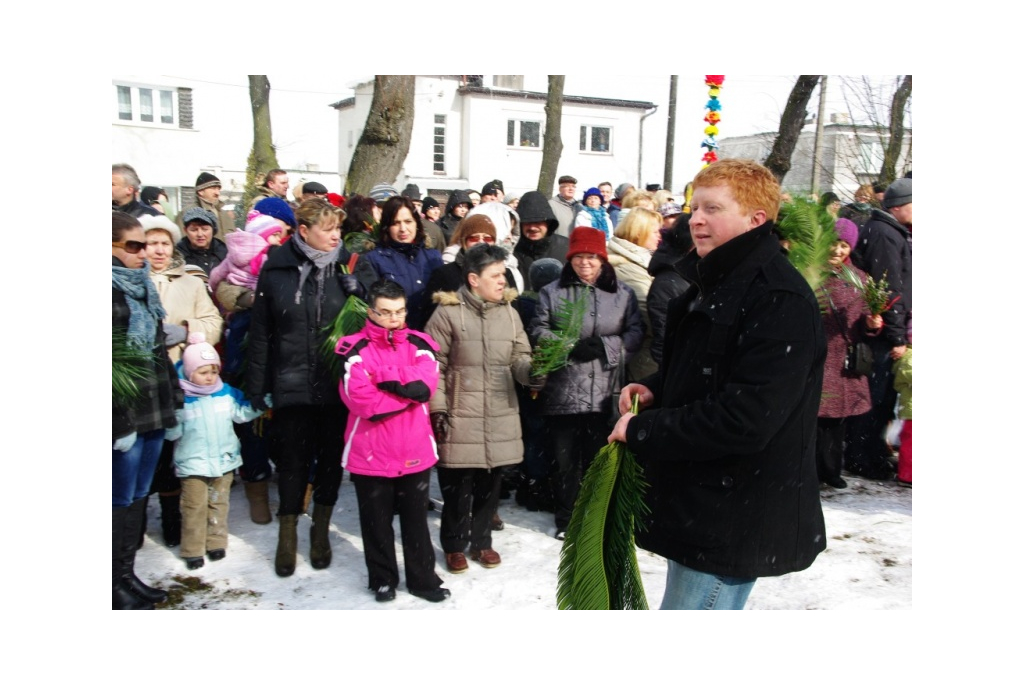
[112,211,181,609]
[528,226,643,540]
[334,280,451,603]
[355,196,444,331]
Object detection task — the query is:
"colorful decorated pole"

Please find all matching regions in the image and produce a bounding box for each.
[702,75,724,166]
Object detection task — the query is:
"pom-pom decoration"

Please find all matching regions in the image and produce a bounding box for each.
[701,76,724,167]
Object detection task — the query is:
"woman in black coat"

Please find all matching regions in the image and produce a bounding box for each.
[246,198,360,577]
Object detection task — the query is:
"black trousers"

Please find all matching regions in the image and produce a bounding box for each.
[845,336,897,477]
[270,405,346,516]
[816,417,847,483]
[545,413,609,529]
[437,466,502,554]
[351,470,441,593]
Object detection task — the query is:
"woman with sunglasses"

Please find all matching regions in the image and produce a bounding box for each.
[354,196,443,331]
[112,211,181,609]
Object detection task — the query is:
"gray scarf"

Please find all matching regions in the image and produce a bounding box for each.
[291,233,343,314]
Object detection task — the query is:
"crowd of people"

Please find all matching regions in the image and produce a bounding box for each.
[112,160,911,610]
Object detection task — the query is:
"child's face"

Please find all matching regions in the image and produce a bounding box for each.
[191,364,220,386]
[267,232,282,246]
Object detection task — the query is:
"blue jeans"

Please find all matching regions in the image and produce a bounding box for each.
[660,560,756,610]
[112,429,164,507]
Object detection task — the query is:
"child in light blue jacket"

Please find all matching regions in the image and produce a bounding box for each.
[165,333,268,569]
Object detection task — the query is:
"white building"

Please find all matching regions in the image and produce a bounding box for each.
[333,76,657,204]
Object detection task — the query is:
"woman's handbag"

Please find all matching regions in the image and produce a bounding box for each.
[844,342,874,377]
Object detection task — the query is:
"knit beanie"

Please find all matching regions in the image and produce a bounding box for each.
[422,196,440,212]
[253,196,297,229]
[182,332,221,381]
[139,214,181,244]
[401,183,422,200]
[567,226,608,261]
[583,187,603,203]
[883,177,912,209]
[369,183,400,204]
[614,183,634,200]
[481,181,502,197]
[516,191,559,233]
[834,218,859,246]
[245,213,284,238]
[182,206,218,230]
[458,214,497,243]
[195,172,221,192]
[529,258,563,291]
[326,192,346,208]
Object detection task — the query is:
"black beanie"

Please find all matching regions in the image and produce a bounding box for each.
[195,172,221,192]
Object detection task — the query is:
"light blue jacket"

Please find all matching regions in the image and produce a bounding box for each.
[166,383,263,478]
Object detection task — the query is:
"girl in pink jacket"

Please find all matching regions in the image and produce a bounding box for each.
[335,280,450,604]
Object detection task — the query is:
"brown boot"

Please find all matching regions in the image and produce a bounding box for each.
[275,514,298,577]
[310,504,333,570]
[244,481,272,524]
[301,483,314,515]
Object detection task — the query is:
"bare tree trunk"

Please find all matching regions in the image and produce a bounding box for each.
[538,76,565,198]
[243,75,280,216]
[880,75,912,183]
[664,76,678,192]
[763,75,821,184]
[345,76,416,196]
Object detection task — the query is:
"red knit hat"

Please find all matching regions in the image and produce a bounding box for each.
[567,226,608,261]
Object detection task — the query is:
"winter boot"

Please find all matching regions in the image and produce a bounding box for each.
[309,503,333,570]
[244,481,272,525]
[113,502,155,609]
[135,496,148,550]
[159,492,181,547]
[275,514,299,577]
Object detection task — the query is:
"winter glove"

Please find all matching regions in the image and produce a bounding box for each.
[569,336,605,363]
[377,380,431,404]
[430,412,449,444]
[113,431,138,453]
[341,274,365,299]
[248,394,270,412]
[236,290,255,309]
[164,423,183,442]
[527,373,548,392]
[163,323,187,347]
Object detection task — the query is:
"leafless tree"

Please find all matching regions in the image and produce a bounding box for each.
[244,76,281,213]
[537,76,565,198]
[763,76,821,183]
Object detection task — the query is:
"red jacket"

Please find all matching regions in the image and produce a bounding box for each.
[335,322,440,477]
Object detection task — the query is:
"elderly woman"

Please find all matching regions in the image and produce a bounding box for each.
[529,227,643,539]
[355,196,443,331]
[140,215,225,547]
[112,211,180,609]
[176,207,228,277]
[425,244,537,573]
[247,198,362,577]
[606,207,661,382]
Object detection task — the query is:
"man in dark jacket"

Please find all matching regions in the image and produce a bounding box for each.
[846,177,912,480]
[609,159,827,610]
[646,214,692,366]
[513,191,569,290]
[438,189,472,245]
[112,163,161,218]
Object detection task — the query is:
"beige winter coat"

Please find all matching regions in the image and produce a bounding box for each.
[149,258,224,363]
[425,287,533,469]
[606,236,657,381]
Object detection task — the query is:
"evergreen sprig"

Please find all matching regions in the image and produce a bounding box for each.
[530,295,589,378]
[557,395,650,610]
[113,328,154,407]
[776,196,838,297]
[320,266,369,383]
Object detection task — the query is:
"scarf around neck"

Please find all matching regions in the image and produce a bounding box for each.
[180,376,224,397]
[292,233,343,305]
[112,261,166,350]
[581,206,611,239]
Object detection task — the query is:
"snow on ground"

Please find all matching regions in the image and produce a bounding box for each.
[135,471,910,610]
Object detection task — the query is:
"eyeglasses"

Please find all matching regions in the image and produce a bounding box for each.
[370,307,407,319]
[465,234,495,245]
[112,240,146,254]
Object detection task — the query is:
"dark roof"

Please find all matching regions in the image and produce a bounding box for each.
[330,96,355,110]
[457,85,655,110]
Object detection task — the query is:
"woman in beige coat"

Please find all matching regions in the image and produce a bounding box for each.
[606,208,660,382]
[425,244,537,574]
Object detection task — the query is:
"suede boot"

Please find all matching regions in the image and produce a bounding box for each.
[159,492,181,547]
[113,503,154,610]
[310,503,333,570]
[275,514,298,577]
[244,481,272,525]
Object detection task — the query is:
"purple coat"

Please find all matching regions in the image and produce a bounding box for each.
[817,264,873,419]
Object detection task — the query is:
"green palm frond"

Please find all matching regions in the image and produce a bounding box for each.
[113,328,154,407]
[321,294,369,383]
[558,395,649,610]
[777,196,838,296]
[531,294,589,378]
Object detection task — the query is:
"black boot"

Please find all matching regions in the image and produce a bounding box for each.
[136,496,148,550]
[159,493,181,547]
[310,504,333,570]
[275,514,298,577]
[113,504,154,610]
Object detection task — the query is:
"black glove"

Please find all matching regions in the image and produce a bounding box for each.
[527,373,547,392]
[248,394,270,412]
[377,380,431,403]
[430,412,449,444]
[341,274,365,299]
[569,336,605,363]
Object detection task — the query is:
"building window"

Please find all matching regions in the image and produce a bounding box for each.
[113,83,177,127]
[857,141,884,174]
[508,119,541,148]
[580,125,611,153]
[433,114,446,174]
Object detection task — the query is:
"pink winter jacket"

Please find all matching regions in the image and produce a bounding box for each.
[209,230,273,293]
[335,322,441,477]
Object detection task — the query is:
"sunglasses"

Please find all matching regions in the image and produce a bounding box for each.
[465,233,495,245]
[112,240,147,254]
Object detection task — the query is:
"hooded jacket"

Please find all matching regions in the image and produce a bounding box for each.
[425,286,533,469]
[646,231,692,366]
[529,262,643,416]
[336,322,440,478]
[624,222,827,578]
[438,189,472,244]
